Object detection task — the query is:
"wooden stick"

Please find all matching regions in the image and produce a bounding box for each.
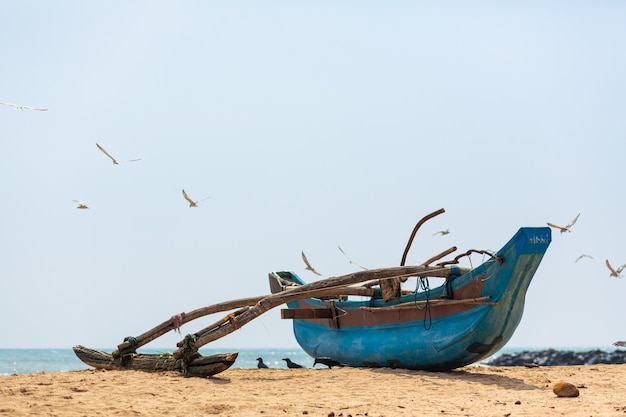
[279,284,376,298]
[113,295,264,358]
[420,246,458,267]
[400,208,445,266]
[358,295,496,311]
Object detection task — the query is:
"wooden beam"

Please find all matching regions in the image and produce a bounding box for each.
[281,308,334,319]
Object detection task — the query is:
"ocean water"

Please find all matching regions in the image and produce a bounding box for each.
[1,346,620,376]
[0,347,314,376]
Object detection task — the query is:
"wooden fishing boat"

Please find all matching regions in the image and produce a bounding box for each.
[73,209,550,374]
[272,226,551,371]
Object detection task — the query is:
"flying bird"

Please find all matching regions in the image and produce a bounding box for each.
[0,101,47,111]
[575,254,593,263]
[182,189,211,207]
[282,358,304,368]
[605,259,626,278]
[547,213,580,234]
[96,143,141,165]
[301,251,321,276]
[613,341,626,347]
[73,200,89,209]
[433,229,450,236]
[338,245,367,270]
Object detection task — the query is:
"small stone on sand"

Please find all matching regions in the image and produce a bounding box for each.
[553,381,580,397]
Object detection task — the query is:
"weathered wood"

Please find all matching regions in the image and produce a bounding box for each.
[379,276,401,301]
[400,208,446,266]
[326,301,341,329]
[185,264,465,352]
[73,345,237,378]
[420,246,458,267]
[358,295,496,311]
[281,308,334,319]
[113,295,264,358]
[279,283,376,298]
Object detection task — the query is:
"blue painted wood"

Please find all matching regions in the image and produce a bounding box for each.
[274,227,551,370]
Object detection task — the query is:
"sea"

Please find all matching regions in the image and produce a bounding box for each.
[0,347,311,376]
[1,346,620,376]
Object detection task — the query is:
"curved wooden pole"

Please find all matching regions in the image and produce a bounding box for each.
[113,296,264,358]
[113,287,381,358]
[420,246,458,267]
[400,208,446,266]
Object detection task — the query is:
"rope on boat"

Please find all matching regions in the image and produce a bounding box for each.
[171,314,184,334]
[226,313,241,330]
[413,277,432,330]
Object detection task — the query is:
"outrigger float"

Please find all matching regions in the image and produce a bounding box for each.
[74,208,551,376]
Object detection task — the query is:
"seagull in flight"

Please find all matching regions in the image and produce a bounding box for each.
[575,254,593,263]
[73,200,89,209]
[614,341,626,347]
[301,251,321,276]
[433,229,450,236]
[605,259,626,278]
[338,245,367,270]
[547,213,580,234]
[96,143,141,165]
[0,101,47,111]
[182,189,211,207]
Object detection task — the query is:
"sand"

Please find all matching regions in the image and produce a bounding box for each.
[1,365,625,417]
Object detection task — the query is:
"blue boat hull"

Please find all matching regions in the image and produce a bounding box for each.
[275,227,551,370]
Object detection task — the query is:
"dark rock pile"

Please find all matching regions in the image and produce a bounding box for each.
[486,349,626,366]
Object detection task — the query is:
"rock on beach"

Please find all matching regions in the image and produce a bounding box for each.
[553,381,580,397]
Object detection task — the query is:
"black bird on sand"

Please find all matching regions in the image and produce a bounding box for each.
[282,358,304,368]
[256,357,269,368]
[313,357,344,369]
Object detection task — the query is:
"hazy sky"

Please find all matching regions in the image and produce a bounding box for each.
[2,1,625,351]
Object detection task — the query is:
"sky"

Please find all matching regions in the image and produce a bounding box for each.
[1,1,625,352]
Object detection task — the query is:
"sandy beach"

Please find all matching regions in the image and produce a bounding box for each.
[1,365,625,417]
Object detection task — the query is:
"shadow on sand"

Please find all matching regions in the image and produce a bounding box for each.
[367,367,540,391]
